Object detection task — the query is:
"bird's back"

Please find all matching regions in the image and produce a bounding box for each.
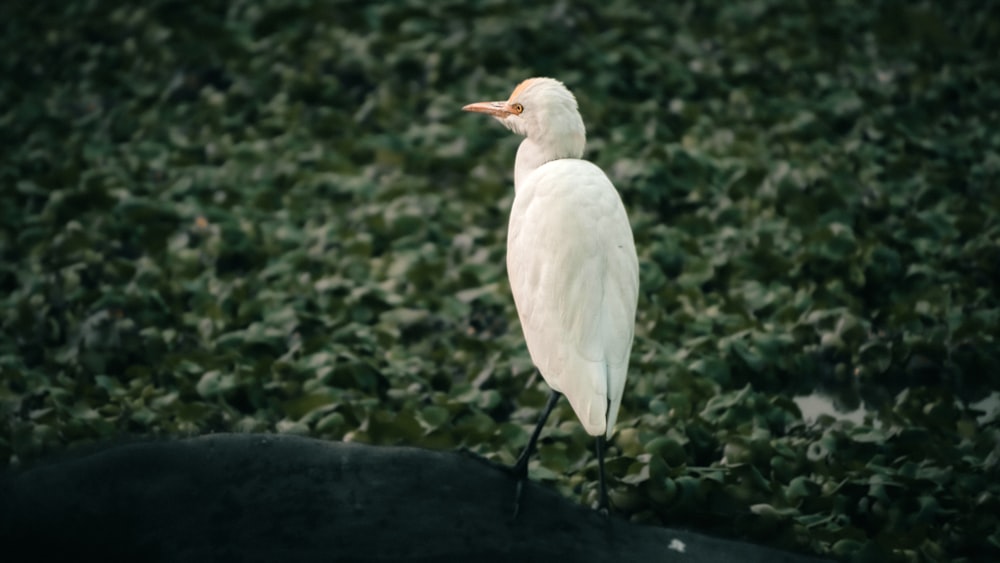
[506,159,639,438]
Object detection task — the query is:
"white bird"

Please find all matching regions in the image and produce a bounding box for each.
[463,77,639,514]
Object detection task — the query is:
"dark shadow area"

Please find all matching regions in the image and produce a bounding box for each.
[0,433,830,562]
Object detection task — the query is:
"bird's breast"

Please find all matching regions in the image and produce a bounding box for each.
[515,159,616,202]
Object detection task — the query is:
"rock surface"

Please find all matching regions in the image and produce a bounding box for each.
[0,433,829,562]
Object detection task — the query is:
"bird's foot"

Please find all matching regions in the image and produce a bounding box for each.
[508,456,529,479]
[596,483,612,518]
[597,502,610,518]
[508,459,529,520]
[512,478,526,520]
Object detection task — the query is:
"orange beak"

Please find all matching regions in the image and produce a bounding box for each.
[462,101,516,118]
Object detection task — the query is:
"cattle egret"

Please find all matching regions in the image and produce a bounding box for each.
[463,78,639,514]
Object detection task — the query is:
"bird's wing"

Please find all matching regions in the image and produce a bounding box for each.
[507,160,639,437]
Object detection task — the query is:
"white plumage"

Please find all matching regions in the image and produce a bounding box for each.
[464,77,639,442]
[508,159,638,437]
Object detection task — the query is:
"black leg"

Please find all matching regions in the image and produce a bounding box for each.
[596,435,610,516]
[510,389,562,518]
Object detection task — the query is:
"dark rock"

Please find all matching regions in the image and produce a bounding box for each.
[0,433,829,562]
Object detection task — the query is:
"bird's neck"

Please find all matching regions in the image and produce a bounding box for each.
[513,133,585,192]
[514,139,549,191]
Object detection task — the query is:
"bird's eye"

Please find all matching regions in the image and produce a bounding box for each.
[511,103,524,114]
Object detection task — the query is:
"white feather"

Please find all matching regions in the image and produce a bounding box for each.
[508,159,638,437]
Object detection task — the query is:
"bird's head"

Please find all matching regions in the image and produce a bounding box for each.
[463,77,586,158]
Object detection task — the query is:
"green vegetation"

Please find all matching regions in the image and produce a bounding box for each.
[1,1,998,560]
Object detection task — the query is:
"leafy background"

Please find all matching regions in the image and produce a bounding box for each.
[2,0,998,561]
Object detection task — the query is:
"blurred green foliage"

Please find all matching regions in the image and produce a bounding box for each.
[1,0,998,560]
